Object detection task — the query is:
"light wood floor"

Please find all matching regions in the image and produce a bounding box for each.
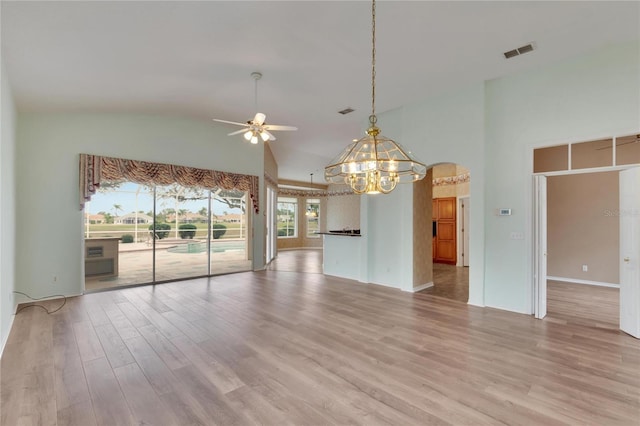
[2,270,639,425]
[423,263,470,303]
[546,280,619,330]
[267,248,323,274]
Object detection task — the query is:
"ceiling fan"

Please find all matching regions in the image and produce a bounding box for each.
[596,134,640,150]
[213,72,297,144]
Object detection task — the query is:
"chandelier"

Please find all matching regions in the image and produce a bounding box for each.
[324,0,426,194]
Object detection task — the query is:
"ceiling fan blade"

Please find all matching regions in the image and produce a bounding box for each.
[263,130,276,141]
[596,139,639,150]
[228,129,248,136]
[253,112,266,126]
[213,118,249,127]
[264,125,298,131]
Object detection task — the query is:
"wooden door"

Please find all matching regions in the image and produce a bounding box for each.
[433,197,457,264]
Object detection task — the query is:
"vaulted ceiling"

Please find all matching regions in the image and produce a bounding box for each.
[2,1,638,181]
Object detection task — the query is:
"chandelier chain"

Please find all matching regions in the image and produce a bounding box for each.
[323,0,427,194]
[371,0,376,120]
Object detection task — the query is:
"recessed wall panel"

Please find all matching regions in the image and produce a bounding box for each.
[571,139,613,169]
[616,134,640,166]
[534,145,568,173]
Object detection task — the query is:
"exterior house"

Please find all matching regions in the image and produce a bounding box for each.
[114,213,154,225]
[166,212,207,223]
[84,213,106,224]
[217,214,242,223]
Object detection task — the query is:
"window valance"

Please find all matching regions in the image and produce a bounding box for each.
[80,154,260,213]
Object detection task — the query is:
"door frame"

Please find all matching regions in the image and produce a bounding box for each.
[457,196,470,267]
[533,175,547,319]
[532,164,638,318]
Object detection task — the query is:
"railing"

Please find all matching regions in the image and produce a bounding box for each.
[84,225,246,242]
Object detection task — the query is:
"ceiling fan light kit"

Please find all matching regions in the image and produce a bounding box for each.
[324,0,426,195]
[213,72,297,144]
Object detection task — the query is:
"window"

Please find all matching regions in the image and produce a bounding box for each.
[277,197,297,238]
[306,199,320,238]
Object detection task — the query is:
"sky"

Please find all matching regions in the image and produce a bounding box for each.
[85,182,244,216]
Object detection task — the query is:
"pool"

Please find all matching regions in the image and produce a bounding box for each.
[166,240,246,254]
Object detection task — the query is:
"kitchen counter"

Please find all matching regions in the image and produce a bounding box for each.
[316,230,362,237]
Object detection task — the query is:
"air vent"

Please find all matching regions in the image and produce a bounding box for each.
[504,49,519,59]
[338,107,355,115]
[517,44,534,54]
[504,43,535,59]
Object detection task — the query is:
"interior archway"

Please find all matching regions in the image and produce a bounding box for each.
[414,162,471,302]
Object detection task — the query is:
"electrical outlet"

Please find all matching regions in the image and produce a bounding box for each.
[582,265,588,272]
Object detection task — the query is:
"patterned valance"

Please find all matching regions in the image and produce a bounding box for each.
[80,154,260,213]
[433,172,470,187]
[278,187,354,197]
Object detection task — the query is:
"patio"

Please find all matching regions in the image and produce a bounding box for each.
[85,239,252,291]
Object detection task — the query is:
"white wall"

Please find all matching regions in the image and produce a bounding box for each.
[367,83,486,302]
[326,185,360,231]
[1,60,17,353]
[15,113,265,300]
[361,41,638,312]
[484,41,640,313]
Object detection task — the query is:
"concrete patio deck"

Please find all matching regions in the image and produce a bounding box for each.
[85,239,252,291]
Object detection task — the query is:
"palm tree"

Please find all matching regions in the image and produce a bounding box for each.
[113,204,123,219]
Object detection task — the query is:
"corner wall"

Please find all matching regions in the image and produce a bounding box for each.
[413,168,433,289]
[15,113,265,300]
[485,41,639,313]
[367,83,485,302]
[1,60,17,353]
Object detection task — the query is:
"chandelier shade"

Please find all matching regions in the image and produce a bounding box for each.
[323,0,426,195]
[325,119,427,194]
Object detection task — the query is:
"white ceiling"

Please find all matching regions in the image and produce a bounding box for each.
[2,1,638,182]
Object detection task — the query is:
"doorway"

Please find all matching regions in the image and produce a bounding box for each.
[421,163,471,303]
[266,186,277,264]
[532,134,640,337]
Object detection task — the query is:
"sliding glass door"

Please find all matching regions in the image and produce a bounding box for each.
[84,182,154,290]
[154,184,209,282]
[210,190,252,275]
[84,183,251,291]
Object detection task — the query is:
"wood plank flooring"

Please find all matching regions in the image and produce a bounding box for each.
[422,263,470,302]
[267,248,323,274]
[2,265,640,425]
[546,280,619,330]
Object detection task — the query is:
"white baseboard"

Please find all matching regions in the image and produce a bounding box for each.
[547,276,619,288]
[0,313,16,359]
[411,282,434,292]
[278,247,322,251]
